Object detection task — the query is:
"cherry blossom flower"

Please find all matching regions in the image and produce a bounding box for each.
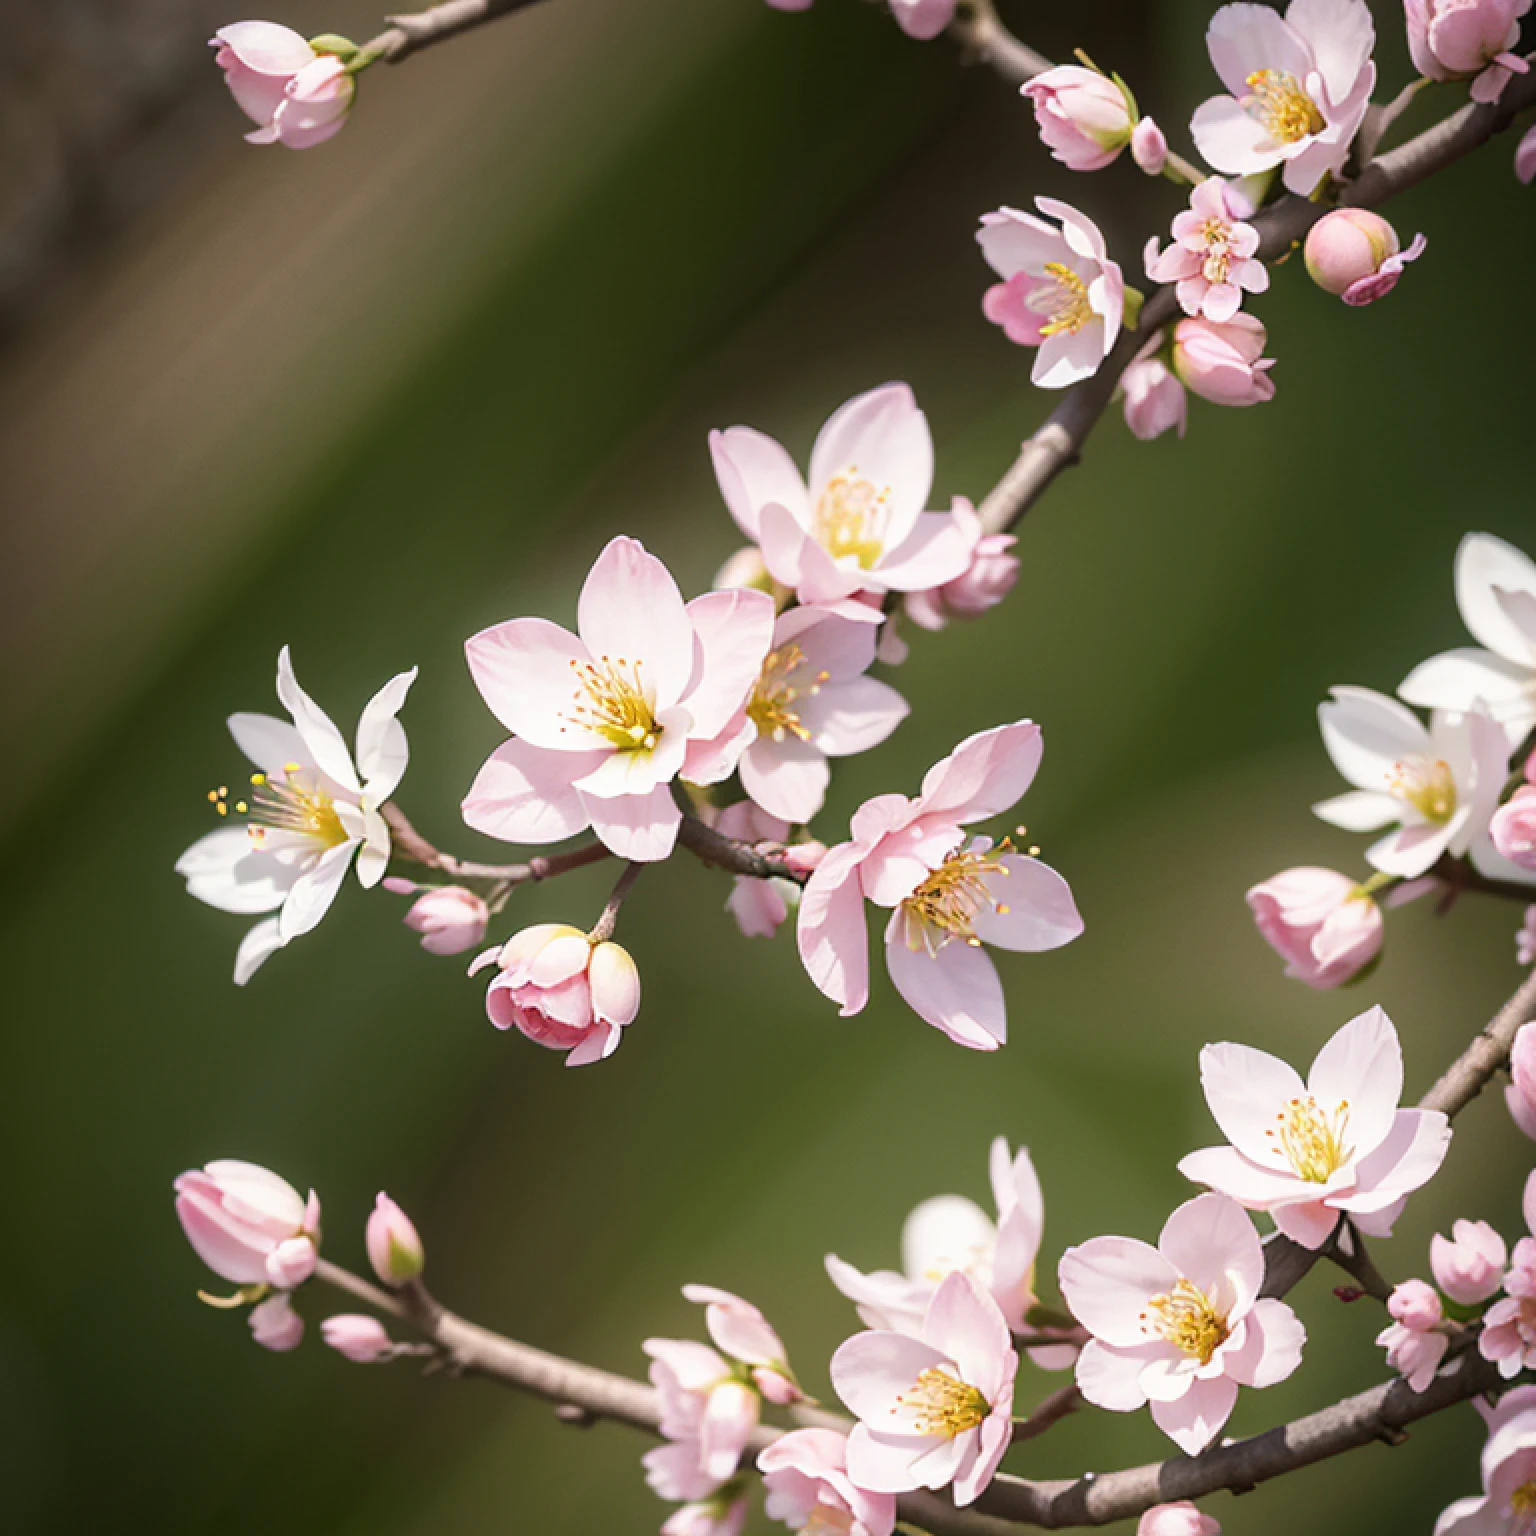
[1140,1505,1220,1536]
[831,1270,1017,1506]
[1190,0,1377,196]
[1481,1174,1536,1379]
[1303,208,1426,306]
[1312,687,1513,879]
[1434,1386,1536,1535]
[1375,1279,1449,1391]
[1059,1192,1305,1455]
[978,200,1126,388]
[463,537,773,861]
[1400,533,1536,742]
[1131,117,1170,175]
[1170,314,1276,406]
[1120,351,1188,441]
[796,721,1084,1050]
[826,1137,1054,1348]
[471,923,640,1067]
[1245,866,1383,988]
[249,1292,305,1351]
[210,23,356,148]
[1177,1006,1452,1248]
[645,1336,762,1483]
[1492,788,1536,870]
[713,801,799,939]
[383,880,489,955]
[1407,0,1532,104]
[1021,66,1136,171]
[682,1284,803,1405]
[759,1428,896,1536]
[643,1442,749,1536]
[176,646,416,983]
[174,1159,321,1290]
[1508,1020,1536,1139]
[1433,1220,1507,1305]
[709,384,974,607]
[366,1193,425,1286]
[1146,178,1269,323]
[321,1314,394,1362]
[903,500,1020,632]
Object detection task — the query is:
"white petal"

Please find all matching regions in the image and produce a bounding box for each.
[1455,532,1536,665]
[275,647,361,793]
[233,917,287,985]
[277,839,356,939]
[1311,789,1400,832]
[1317,685,1428,792]
[355,666,417,801]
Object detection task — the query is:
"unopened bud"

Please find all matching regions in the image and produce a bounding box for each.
[366,1192,425,1285]
[1304,209,1425,306]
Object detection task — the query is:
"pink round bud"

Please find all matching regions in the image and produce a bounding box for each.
[209,23,355,149]
[1492,786,1536,870]
[366,1192,425,1286]
[174,1159,321,1287]
[484,924,640,1067]
[1138,1503,1220,1536]
[1246,867,1382,989]
[401,885,490,956]
[1388,1278,1444,1331]
[1021,66,1135,172]
[781,840,828,876]
[1120,353,1187,441]
[321,1313,394,1362]
[1170,314,1275,406]
[1431,1220,1508,1306]
[903,500,1020,631]
[1131,116,1169,175]
[249,1293,305,1352]
[1304,209,1426,306]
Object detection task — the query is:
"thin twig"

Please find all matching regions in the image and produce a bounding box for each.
[946,0,1051,86]
[381,800,612,884]
[1431,852,1536,908]
[589,862,644,943]
[357,0,553,67]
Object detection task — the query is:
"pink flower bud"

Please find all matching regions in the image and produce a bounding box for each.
[1388,1278,1444,1330]
[366,1192,425,1285]
[1431,1220,1508,1305]
[174,1159,321,1286]
[1492,786,1536,869]
[781,841,827,876]
[713,545,773,593]
[1021,66,1135,171]
[903,499,1020,631]
[1120,354,1187,441]
[483,924,640,1067]
[1406,0,1531,102]
[1304,209,1426,306]
[1519,125,1536,184]
[1508,1020,1536,1139]
[1377,1318,1449,1390]
[1246,868,1383,989]
[209,23,355,149]
[1170,314,1275,406]
[1508,1235,1536,1300]
[1138,1504,1220,1536]
[321,1313,394,1362]
[683,1284,802,1402]
[1131,116,1169,175]
[249,1293,304,1352]
[400,886,489,956]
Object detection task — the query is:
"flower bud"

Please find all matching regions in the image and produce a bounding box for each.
[321,1313,394,1362]
[400,885,490,955]
[1377,1316,1449,1391]
[1120,353,1187,441]
[1388,1278,1444,1331]
[1430,1221,1508,1306]
[1492,786,1536,870]
[780,840,827,876]
[1406,0,1531,101]
[1131,116,1168,175]
[249,1292,304,1352]
[1170,314,1275,406]
[1021,66,1135,171]
[1508,1019,1536,1139]
[209,22,356,149]
[713,545,773,593]
[366,1192,425,1285]
[903,500,1020,631]
[1304,209,1426,306]
[174,1159,321,1287]
[1138,1504,1220,1536]
[1246,868,1382,989]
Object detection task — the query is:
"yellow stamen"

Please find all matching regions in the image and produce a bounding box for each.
[1265,1095,1353,1183]
[1243,69,1324,144]
[563,656,662,752]
[1143,1278,1229,1363]
[244,768,348,848]
[901,843,1011,954]
[1386,755,1456,824]
[814,470,889,569]
[896,1367,989,1438]
[1028,262,1093,337]
[747,642,829,744]
[1510,1481,1536,1522]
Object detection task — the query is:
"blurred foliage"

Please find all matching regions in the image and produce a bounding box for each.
[1,2,1534,1534]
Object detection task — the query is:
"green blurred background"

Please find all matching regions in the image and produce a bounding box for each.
[2,0,1533,1531]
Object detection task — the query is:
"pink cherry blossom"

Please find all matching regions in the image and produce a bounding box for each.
[366,1192,425,1286]
[1375,1279,1448,1392]
[889,0,958,38]
[1246,866,1383,988]
[1147,178,1269,323]
[978,200,1126,388]
[759,1429,897,1536]
[175,1159,321,1289]
[663,1494,749,1536]
[1434,1386,1536,1535]
[249,1292,305,1351]
[796,721,1084,1050]
[831,1270,1017,1506]
[1139,1503,1221,1536]
[1407,0,1532,103]
[1304,208,1427,306]
[1131,117,1170,175]
[644,1337,760,1483]
[709,385,974,607]
[643,1440,750,1536]
[1508,1020,1536,1138]
[903,500,1020,632]
[472,923,640,1067]
[1178,1006,1452,1248]
[384,881,490,955]
[826,1137,1053,1350]
[1021,66,1136,171]
[1190,0,1377,196]
[1059,1192,1305,1455]
[1170,314,1276,406]
[210,24,355,149]
[1312,688,1513,880]
[321,1314,394,1362]
[682,1284,803,1404]
[1432,1220,1508,1305]
[463,536,773,861]
[712,801,798,939]
[1120,350,1188,441]
[1481,1174,1536,1379]
[1519,124,1536,182]
[1492,787,1536,869]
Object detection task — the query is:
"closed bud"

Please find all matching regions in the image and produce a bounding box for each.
[249,1293,304,1352]
[1021,65,1136,171]
[1431,1221,1508,1306]
[321,1313,394,1362]
[366,1192,425,1285]
[1131,115,1168,175]
[1246,867,1382,988]
[401,885,490,955]
[1304,209,1426,307]
[1171,314,1276,406]
[1492,786,1536,869]
[1388,1278,1444,1330]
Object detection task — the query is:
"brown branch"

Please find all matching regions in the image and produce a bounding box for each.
[1431,853,1536,908]
[357,0,553,66]
[946,0,1051,87]
[1422,964,1536,1116]
[380,800,612,884]
[675,810,805,883]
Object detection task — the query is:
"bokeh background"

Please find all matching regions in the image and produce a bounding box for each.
[3,1,1534,1531]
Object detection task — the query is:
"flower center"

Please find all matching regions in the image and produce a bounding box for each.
[1200,218,1234,285]
[1386,754,1456,824]
[210,767,348,849]
[1142,1277,1229,1363]
[1265,1094,1353,1183]
[565,656,661,751]
[1512,1482,1536,1531]
[1243,69,1324,144]
[900,844,1012,953]
[814,470,889,569]
[897,1367,989,1438]
[1027,262,1093,337]
[746,643,829,744]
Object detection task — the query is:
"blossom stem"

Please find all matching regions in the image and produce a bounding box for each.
[1009,1383,1082,1445]
[1430,851,1536,906]
[945,0,1050,85]
[355,0,554,68]
[380,801,612,885]
[674,809,807,884]
[1159,149,1206,186]
[589,862,644,943]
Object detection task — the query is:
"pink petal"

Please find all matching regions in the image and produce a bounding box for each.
[1206,2,1314,99]
[1270,1199,1340,1248]
[461,738,599,844]
[709,426,808,542]
[1219,1296,1305,1387]
[1074,1337,1153,1410]
[923,1271,1014,1403]
[213,20,316,74]
[577,537,695,709]
[465,617,593,750]
[1057,1235,1177,1347]
[175,1190,271,1284]
[798,677,909,758]
[953,1411,1010,1506]
[1176,1145,1310,1207]
[1305,1005,1403,1162]
[875,513,976,592]
[1336,1107,1451,1210]
[808,384,933,556]
[969,856,1083,952]
[757,501,811,591]
[1157,1192,1263,1315]
[1286,0,1376,106]
[683,589,776,740]
[1190,93,1281,176]
[883,921,1006,1050]
[844,1423,932,1494]
[1149,1374,1238,1455]
[580,784,681,862]
[917,721,1043,824]
[831,1330,950,1424]
[1197,1040,1306,1170]
[741,736,832,824]
[797,844,872,1016]
[682,711,755,787]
